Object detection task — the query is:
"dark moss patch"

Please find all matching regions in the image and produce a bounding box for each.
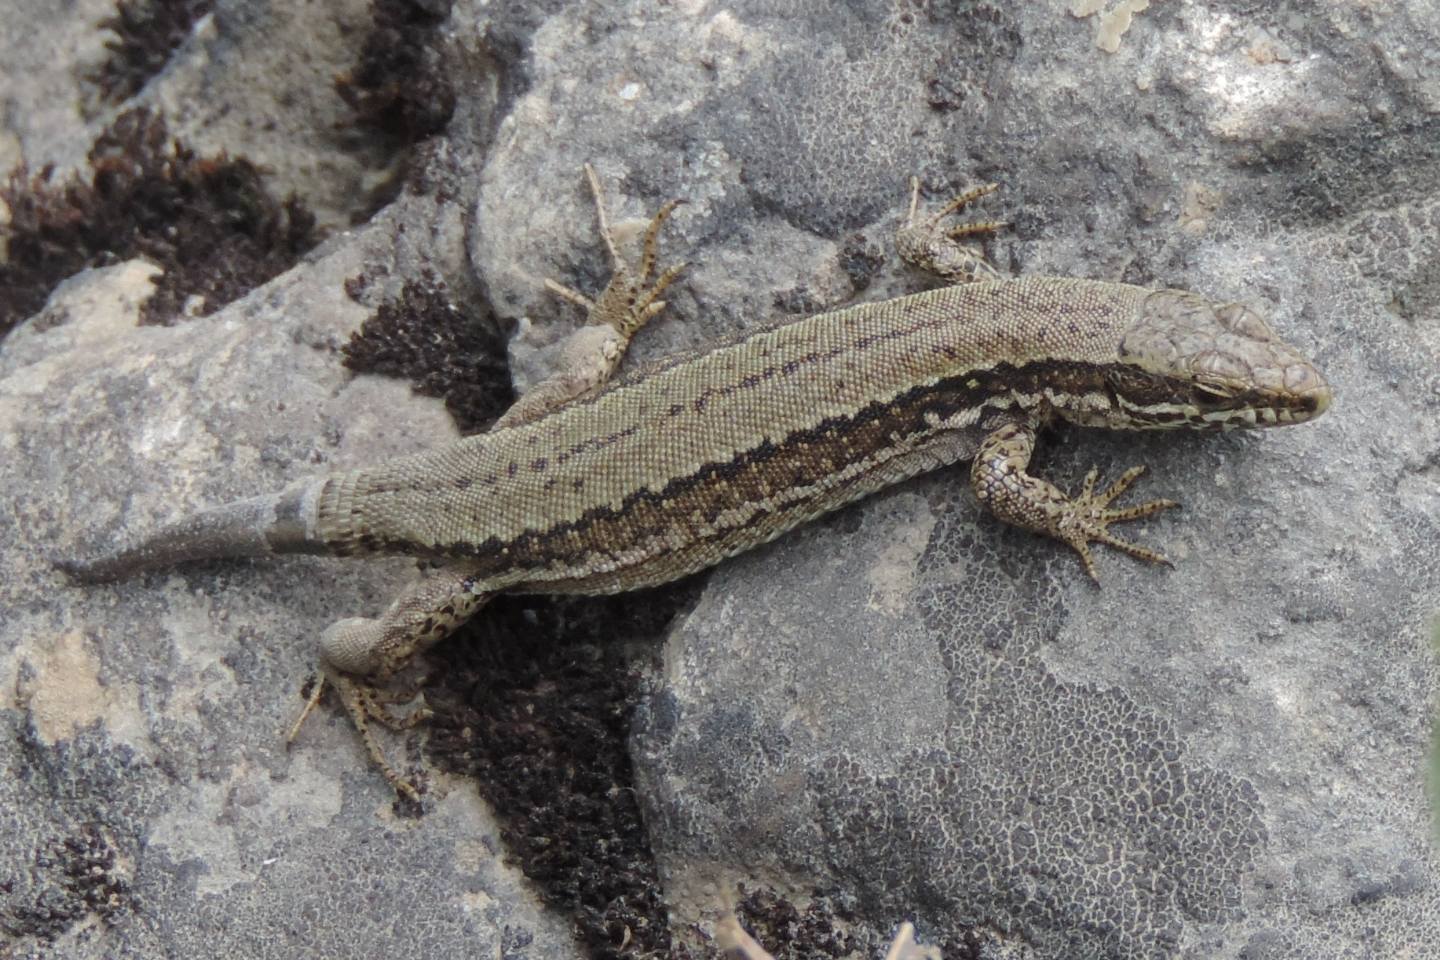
[728,887,858,960]
[724,886,979,960]
[337,0,456,147]
[341,270,514,434]
[0,109,318,336]
[89,0,215,103]
[424,586,699,960]
[837,233,886,293]
[1,825,131,941]
[336,0,456,215]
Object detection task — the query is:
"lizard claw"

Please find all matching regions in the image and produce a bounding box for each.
[545,163,687,337]
[285,669,427,803]
[895,175,1006,283]
[1054,466,1180,584]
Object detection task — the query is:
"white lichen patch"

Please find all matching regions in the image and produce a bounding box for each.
[1069,0,1154,53]
[865,493,936,617]
[1201,53,1338,141]
[17,630,147,746]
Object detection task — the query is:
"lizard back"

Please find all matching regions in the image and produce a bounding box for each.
[316,277,1151,591]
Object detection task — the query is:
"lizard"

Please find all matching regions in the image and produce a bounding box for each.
[61,165,1333,799]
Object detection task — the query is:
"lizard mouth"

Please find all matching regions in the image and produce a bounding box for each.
[1198,383,1330,430]
[1286,363,1332,420]
[1196,359,1331,427]
[1109,363,1331,431]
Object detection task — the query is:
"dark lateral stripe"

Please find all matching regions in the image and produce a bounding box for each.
[346,359,1117,583]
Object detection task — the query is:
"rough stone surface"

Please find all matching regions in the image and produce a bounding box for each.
[1,2,574,957]
[4,1,1439,959]
[0,0,119,175]
[604,3,1440,959]
[0,211,579,957]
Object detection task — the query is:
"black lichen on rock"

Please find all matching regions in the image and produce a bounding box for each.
[802,569,1270,958]
[0,109,317,336]
[702,1,1021,235]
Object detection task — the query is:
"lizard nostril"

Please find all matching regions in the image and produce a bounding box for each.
[1285,362,1329,398]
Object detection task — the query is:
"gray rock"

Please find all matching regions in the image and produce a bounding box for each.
[597,2,1440,959]
[1,2,573,956]
[0,0,117,174]
[4,0,1439,958]
[0,204,578,957]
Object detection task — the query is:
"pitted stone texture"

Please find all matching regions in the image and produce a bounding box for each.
[635,488,1275,958]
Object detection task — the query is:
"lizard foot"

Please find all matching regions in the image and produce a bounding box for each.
[544,162,688,337]
[286,670,428,803]
[1053,465,1180,584]
[282,576,489,801]
[895,175,1006,283]
[971,420,1179,583]
[495,165,691,430]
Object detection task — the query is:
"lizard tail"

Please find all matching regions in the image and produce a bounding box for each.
[57,480,329,583]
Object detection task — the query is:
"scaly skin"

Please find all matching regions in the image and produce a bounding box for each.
[62,170,1332,798]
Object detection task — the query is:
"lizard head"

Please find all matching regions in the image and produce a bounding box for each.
[1104,289,1332,431]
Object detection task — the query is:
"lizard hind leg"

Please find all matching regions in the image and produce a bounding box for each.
[895,175,1007,283]
[286,569,492,801]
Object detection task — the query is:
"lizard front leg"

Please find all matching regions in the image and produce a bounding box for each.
[294,165,687,799]
[895,175,1007,283]
[970,418,1179,583]
[897,182,1179,581]
[502,162,686,427]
